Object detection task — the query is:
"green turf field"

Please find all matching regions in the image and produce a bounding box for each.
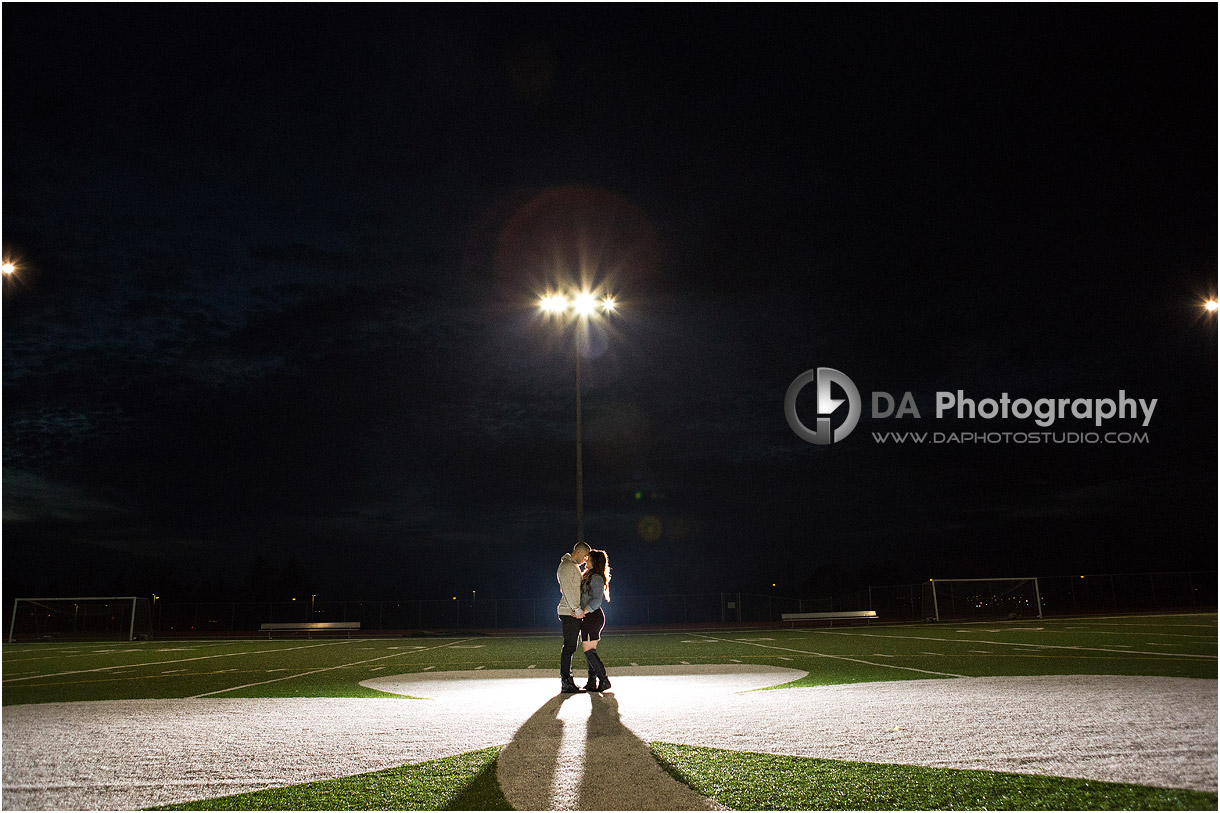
[4,612,1215,705]
[3,612,1216,810]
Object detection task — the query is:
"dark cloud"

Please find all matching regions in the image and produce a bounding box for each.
[3,6,1215,602]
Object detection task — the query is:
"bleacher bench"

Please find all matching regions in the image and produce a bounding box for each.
[259,621,360,639]
[780,610,877,627]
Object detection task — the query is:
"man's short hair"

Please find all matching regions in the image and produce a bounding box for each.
[573,542,591,555]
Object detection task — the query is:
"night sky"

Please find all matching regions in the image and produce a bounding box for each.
[3,6,1216,606]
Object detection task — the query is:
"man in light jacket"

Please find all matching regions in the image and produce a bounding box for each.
[557,541,591,693]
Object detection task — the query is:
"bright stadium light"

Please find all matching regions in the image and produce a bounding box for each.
[1205,300,1218,313]
[1,261,14,275]
[534,285,620,545]
[572,291,597,316]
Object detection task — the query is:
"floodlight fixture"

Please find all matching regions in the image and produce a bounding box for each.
[573,291,597,316]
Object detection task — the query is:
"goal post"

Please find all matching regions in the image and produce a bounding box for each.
[8,597,153,642]
[923,578,1043,622]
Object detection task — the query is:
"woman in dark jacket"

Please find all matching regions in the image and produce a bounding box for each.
[579,548,612,691]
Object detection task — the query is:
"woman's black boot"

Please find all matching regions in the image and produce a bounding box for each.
[581,657,598,691]
[587,650,611,691]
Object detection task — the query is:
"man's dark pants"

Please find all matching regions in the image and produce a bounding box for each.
[559,614,582,678]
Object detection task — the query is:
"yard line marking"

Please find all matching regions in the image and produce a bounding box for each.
[871,654,894,658]
[968,650,991,654]
[161,669,187,674]
[370,666,385,671]
[527,665,536,669]
[188,638,474,698]
[1056,613,1216,627]
[3,640,282,664]
[729,659,741,663]
[2,640,358,683]
[1076,630,1213,639]
[630,662,639,667]
[694,635,966,678]
[451,645,484,649]
[796,630,1218,660]
[423,666,436,671]
[680,661,690,665]
[779,657,792,661]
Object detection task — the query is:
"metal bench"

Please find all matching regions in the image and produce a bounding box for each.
[259,621,360,639]
[780,610,877,627]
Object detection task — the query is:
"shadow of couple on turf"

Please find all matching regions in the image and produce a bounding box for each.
[495,689,716,810]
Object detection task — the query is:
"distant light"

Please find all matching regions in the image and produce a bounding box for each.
[452,596,457,600]
[1,262,14,275]
[540,294,568,313]
[573,292,597,316]
[1205,300,1218,312]
[601,296,616,312]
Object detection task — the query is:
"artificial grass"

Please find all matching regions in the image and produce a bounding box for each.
[4,613,1216,705]
[151,746,511,811]
[649,742,1219,811]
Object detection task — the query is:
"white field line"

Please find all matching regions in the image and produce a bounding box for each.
[1052,630,1216,639]
[938,612,1216,628]
[694,635,967,678]
[188,638,475,698]
[2,640,359,683]
[799,629,1218,660]
[1056,613,1217,626]
[2,639,295,663]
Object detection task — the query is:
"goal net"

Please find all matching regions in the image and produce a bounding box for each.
[8,597,154,642]
[922,578,1043,622]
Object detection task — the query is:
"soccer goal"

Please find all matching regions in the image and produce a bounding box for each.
[7,597,154,642]
[922,578,1043,622]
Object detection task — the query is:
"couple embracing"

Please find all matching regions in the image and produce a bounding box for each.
[556,541,612,693]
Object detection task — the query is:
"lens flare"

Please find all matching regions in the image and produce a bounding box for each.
[540,294,568,313]
[1205,300,1218,312]
[1,262,14,275]
[573,292,597,316]
[637,515,662,542]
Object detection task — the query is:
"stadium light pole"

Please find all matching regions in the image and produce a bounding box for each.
[539,290,617,545]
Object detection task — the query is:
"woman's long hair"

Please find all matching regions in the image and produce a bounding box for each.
[580,548,611,602]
